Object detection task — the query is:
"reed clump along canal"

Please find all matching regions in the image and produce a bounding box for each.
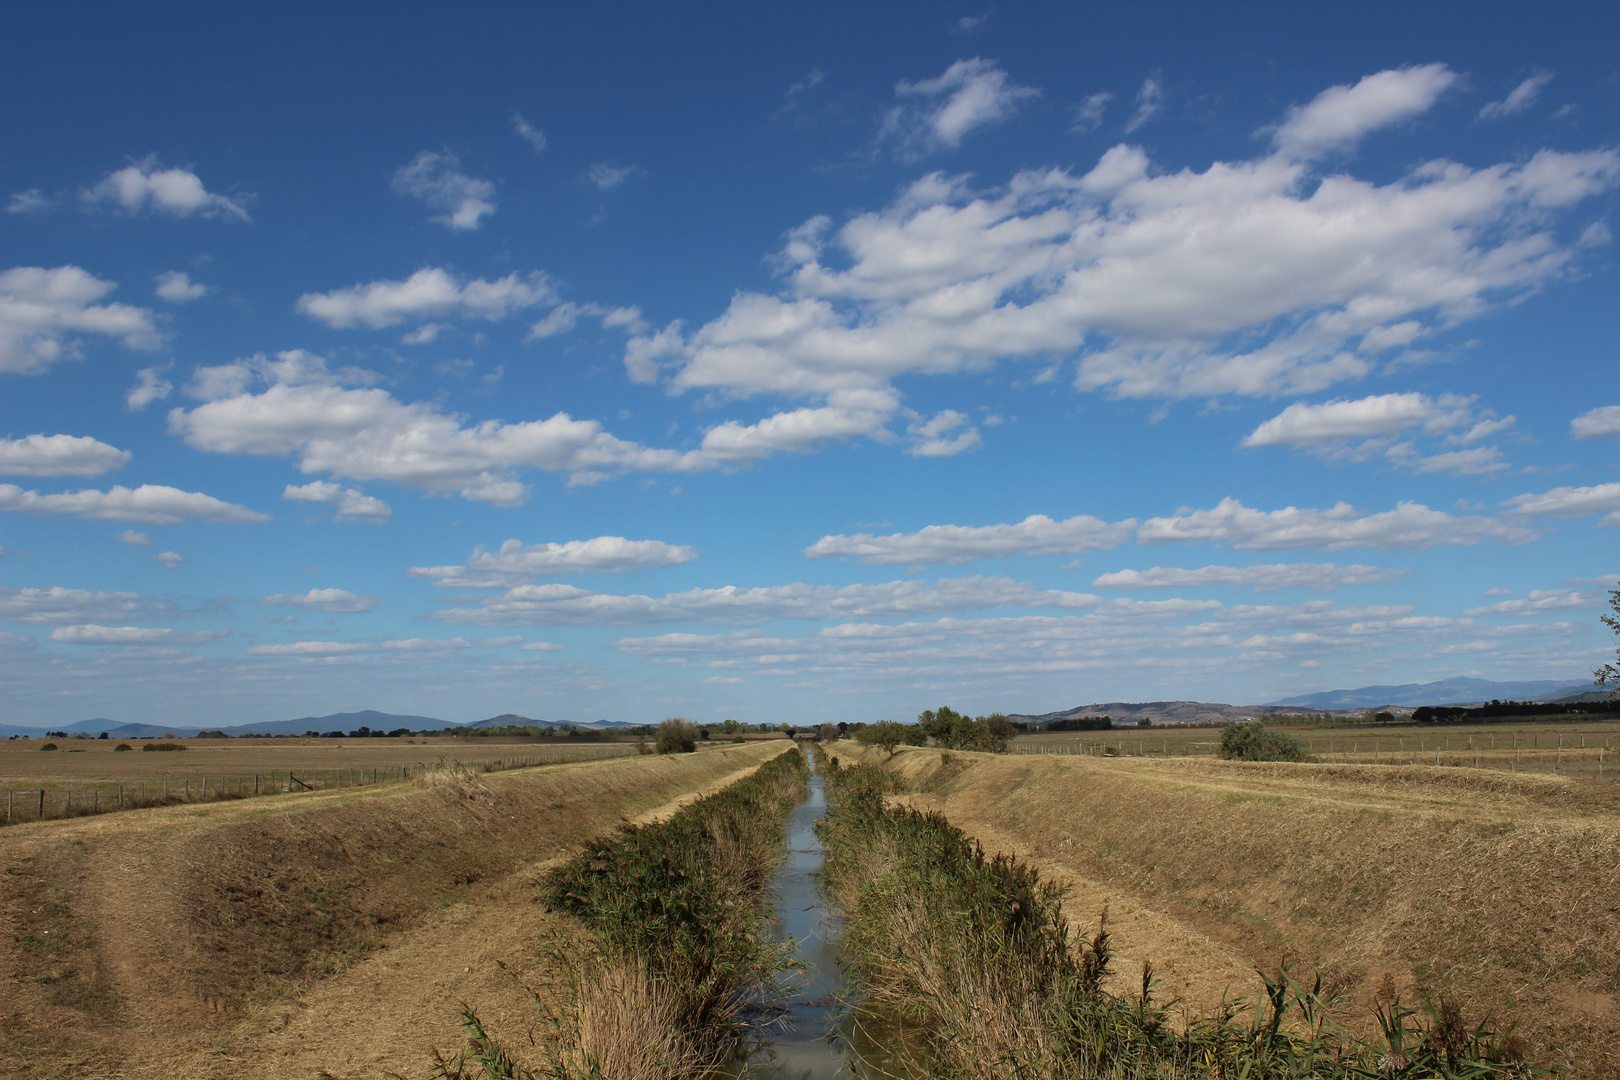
[437,741,1540,1079]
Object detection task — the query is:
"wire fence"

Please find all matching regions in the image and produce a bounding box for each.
[1,745,641,826]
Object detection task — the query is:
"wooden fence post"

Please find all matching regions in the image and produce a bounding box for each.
[39,790,45,819]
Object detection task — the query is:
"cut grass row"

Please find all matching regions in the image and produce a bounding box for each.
[814,747,1533,1080]
[435,743,809,1080]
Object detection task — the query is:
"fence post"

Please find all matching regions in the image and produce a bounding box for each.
[202,776,208,799]
[39,790,45,819]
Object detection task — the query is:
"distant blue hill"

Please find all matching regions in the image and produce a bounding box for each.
[226,710,449,736]
[1264,676,1593,711]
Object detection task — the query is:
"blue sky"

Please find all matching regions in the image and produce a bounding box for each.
[2,2,1617,727]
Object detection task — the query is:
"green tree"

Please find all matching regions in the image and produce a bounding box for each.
[655,717,698,754]
[1596,583,1620,688]
[1218,721,1311,762]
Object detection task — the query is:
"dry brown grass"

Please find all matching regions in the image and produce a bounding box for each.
[0,742,786,1079]
[834,742,1620,1079]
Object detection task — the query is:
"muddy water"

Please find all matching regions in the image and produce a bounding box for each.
[735,746,925,1080]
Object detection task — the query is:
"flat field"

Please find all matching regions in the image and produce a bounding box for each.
[1013,718,1620,782]
[0,735,637,785]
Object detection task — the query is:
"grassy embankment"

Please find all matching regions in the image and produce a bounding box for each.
[0,742,785,1079]
[826,741,1620,1078]
[435,743,809,1080]
[815,746,1535,1079]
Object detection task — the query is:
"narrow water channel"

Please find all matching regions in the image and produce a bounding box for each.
[735,745,923,1080]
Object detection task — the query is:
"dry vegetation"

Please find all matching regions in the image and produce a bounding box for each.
[0,741,787,1079]
[829,739,1620,1078]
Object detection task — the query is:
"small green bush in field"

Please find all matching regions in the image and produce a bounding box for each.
[1219,721,1311,762]
[655,717,698,754]
[40,743,57,751]
[113,743,133,752]
[141,741,187,752]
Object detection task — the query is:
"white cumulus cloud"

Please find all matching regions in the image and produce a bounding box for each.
[154,270,210,303]
[1571,405,1620,439]
[1,265,163,374]
[1271,64,1457,158]
[906,410,981,457]
[1243,392,1515,475]
[81,157,251,221]
[297,267,556,329]
[882,58,1040,156]
[283,480,391,523]
[0,434,131,477]
[806,514,1133,566]
[1478,72,1553,121]
[1092,562,1407,591]
[119,530,153,546]
[429,575,1105,627]
[393,151,496,230]
[154,551,183,569]
[626,70,1617,416]
[260,588,378,613]
[1138,498,1537,551]
[0,483,268,525]
[1464,588,1595,616]
[126,365,173,410]
[409,536,699,587]
[49,624,219,645]
[0,586,173,624]
[1502,482,1620,526]
[1242,393,1481,447]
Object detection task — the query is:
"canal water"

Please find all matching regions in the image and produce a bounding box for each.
[734,746,924,1080]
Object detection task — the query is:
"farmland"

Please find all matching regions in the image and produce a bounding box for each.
[830,732,1620,1078]
[0,740,789,1078]
[1013,717,1620,782]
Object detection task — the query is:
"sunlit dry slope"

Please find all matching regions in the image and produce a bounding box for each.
[835,743,1620,1078]
[0,742,786,1079]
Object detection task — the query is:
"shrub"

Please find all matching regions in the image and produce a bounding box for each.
[40,742,57,751]
[140,741,187,752]
[1218,720,1311,762]
[655,717,699,754]
[113,743,132,752]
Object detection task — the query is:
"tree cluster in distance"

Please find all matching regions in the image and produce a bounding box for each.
[856,706,1017,756]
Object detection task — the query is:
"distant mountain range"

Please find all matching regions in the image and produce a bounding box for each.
[1262,676,1598,710]
[1007,676,1607,729]
[4,676,1607,739]
[1008,700,1256,727]
[0,709,643,740]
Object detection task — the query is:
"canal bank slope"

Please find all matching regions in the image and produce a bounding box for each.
[826,742,1620,1078]
[0,741,789,1079]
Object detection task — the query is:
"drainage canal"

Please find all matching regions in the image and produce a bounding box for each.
[733,745,921,1080]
